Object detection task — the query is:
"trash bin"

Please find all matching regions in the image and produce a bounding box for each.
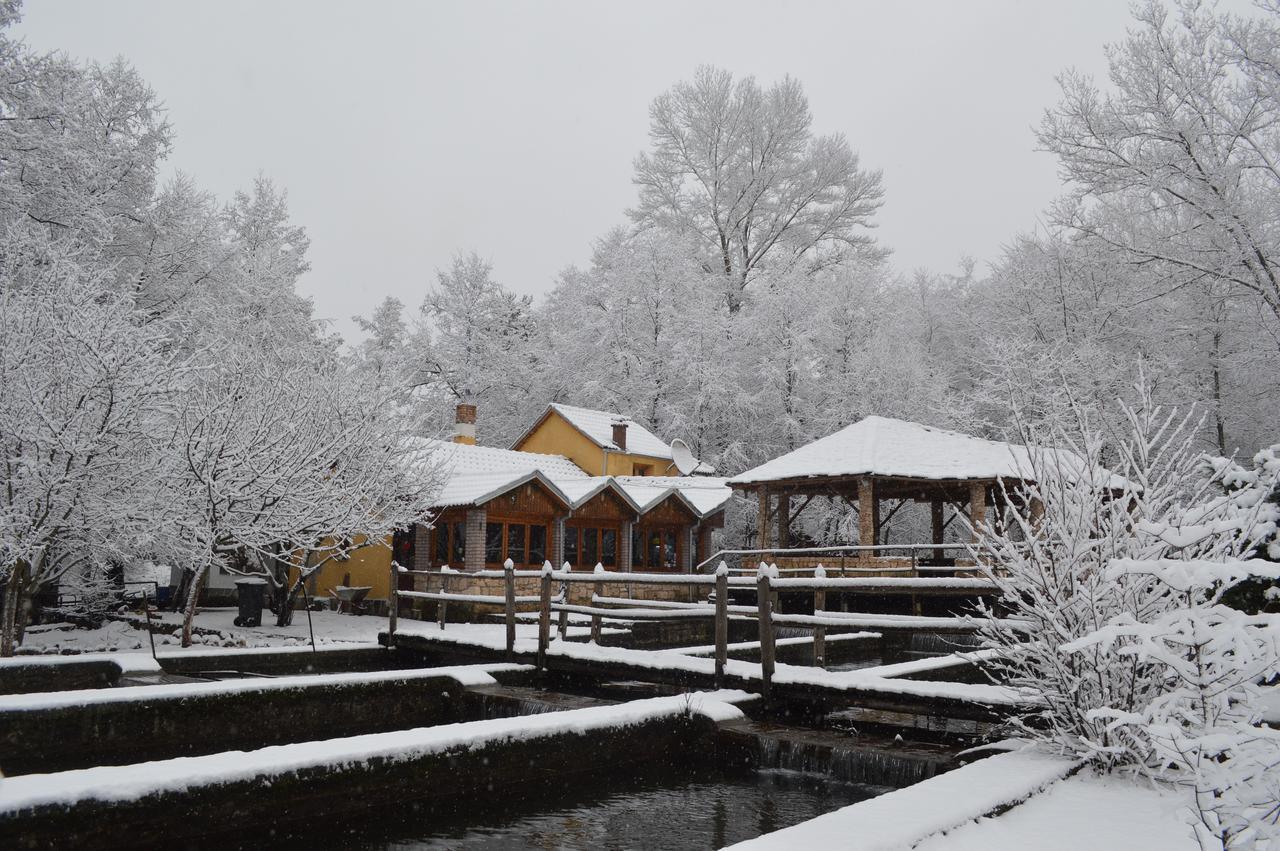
[233,578,268,627]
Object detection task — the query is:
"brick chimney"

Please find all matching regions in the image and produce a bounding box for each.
[611,419,628,451]
[454,402,477,445]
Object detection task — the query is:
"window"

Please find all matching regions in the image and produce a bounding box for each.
[565,525,620,569]
[433,526,449,564]
[564,527,578,566]
[507,524,526,565]
[634,527,680,571]
[601,529,617,567]
[484,520,550,567]
[529,525,547,566]
[485,523,502,564]
[392,527,415,569]
[450,522,465,565]
[632,463,653,476]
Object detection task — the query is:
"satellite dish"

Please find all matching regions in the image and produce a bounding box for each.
[670,438,698,476]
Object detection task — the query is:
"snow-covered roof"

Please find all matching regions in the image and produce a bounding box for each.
[515,403,676,460]
[408,436,732,518]
[415,437,588,482]
[728,416,1124,488]
[614,475,734,518]
[432,469,573,510]
[554,476,643,513]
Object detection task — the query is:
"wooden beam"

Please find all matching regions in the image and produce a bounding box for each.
[757,487,771,554]
[931,499,945,562]
[858,477,878,548]
[969,481,987,543]
[777,493,790,549]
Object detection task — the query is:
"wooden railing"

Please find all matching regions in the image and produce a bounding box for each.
[387,558,1003,701]
[696,543,979,576]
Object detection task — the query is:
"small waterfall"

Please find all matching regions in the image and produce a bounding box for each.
[908,632,981,656]
[751,728,951,788]
[474,693,562,719]
[466,684,616,720]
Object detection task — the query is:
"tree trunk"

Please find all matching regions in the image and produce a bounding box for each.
[275,576,305,627]
[180,563,208,648]
[1,560,30,657]
[170,569,191,613]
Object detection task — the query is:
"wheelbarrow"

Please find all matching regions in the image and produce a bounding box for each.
[331,585,372,615]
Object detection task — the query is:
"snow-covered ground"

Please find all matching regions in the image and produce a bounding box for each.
[11,610,601,657]
[912,770,1198,850]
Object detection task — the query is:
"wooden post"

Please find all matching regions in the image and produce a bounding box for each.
[812,564,826,668]
[969,481,987,543]
[714,566,728,688]
[437,568,449,631]
[387,561,398,646]
[504,559,516,660]
[858,477,878,564]
[931,498,945,564]
[557,579,569,641]
[757,487,771,554]
[537,569,552,669]
[590,565,604,644]
[777,492,790,551]
[757,568,775,703]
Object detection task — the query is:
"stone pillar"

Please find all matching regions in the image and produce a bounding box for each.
[413,522,432,572]
[465,508,487,572]
[620,520,634,571]
[969,481,987,543]
[551,517,565,568]
[858,477,879,550]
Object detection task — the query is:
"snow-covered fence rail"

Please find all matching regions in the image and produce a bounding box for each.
[697,543,986,575]
[388,560,560,660]
[536,564,1000,698]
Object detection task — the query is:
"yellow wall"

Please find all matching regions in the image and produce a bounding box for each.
[302,534,394,601]
[515,410,676,477]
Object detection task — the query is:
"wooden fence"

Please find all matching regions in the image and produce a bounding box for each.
[386,560,1002,701]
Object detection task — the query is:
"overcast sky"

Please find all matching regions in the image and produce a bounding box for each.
[14,1,1256,341]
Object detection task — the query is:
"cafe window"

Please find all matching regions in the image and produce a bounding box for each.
[529,525,547,566]
[432,522,466,567]
[485,523,502,564]
[563,525,619,569]
[564,527,578,566]
[601,528,617,567]
[633,527,679,571]
[485,520,550,567]
[508,524,526,565]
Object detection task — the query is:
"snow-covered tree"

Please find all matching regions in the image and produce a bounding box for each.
[0,237,175,654]
[169,343,434,643]
[1040,0,1280,328]
[631,65,885,313]
[409,252,538,444]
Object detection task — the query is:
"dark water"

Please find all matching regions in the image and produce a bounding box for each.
[265,764,879,851]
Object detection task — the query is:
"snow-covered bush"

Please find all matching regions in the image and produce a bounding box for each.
[1065,559,1280,849]
[974,376,1280,845]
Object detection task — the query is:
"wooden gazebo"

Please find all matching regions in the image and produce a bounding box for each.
[727,416,1052,572]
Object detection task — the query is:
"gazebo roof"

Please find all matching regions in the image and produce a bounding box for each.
[728,416,1122,489]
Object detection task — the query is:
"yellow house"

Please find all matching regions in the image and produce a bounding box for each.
[511,403,712,477]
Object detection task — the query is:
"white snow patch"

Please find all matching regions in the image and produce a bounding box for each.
[725,748,1080,850]
[912,769,1198,850]
[0,664,527,712]
[0,690,753,813]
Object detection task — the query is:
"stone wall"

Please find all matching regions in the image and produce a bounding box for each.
[404,571,703,622]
